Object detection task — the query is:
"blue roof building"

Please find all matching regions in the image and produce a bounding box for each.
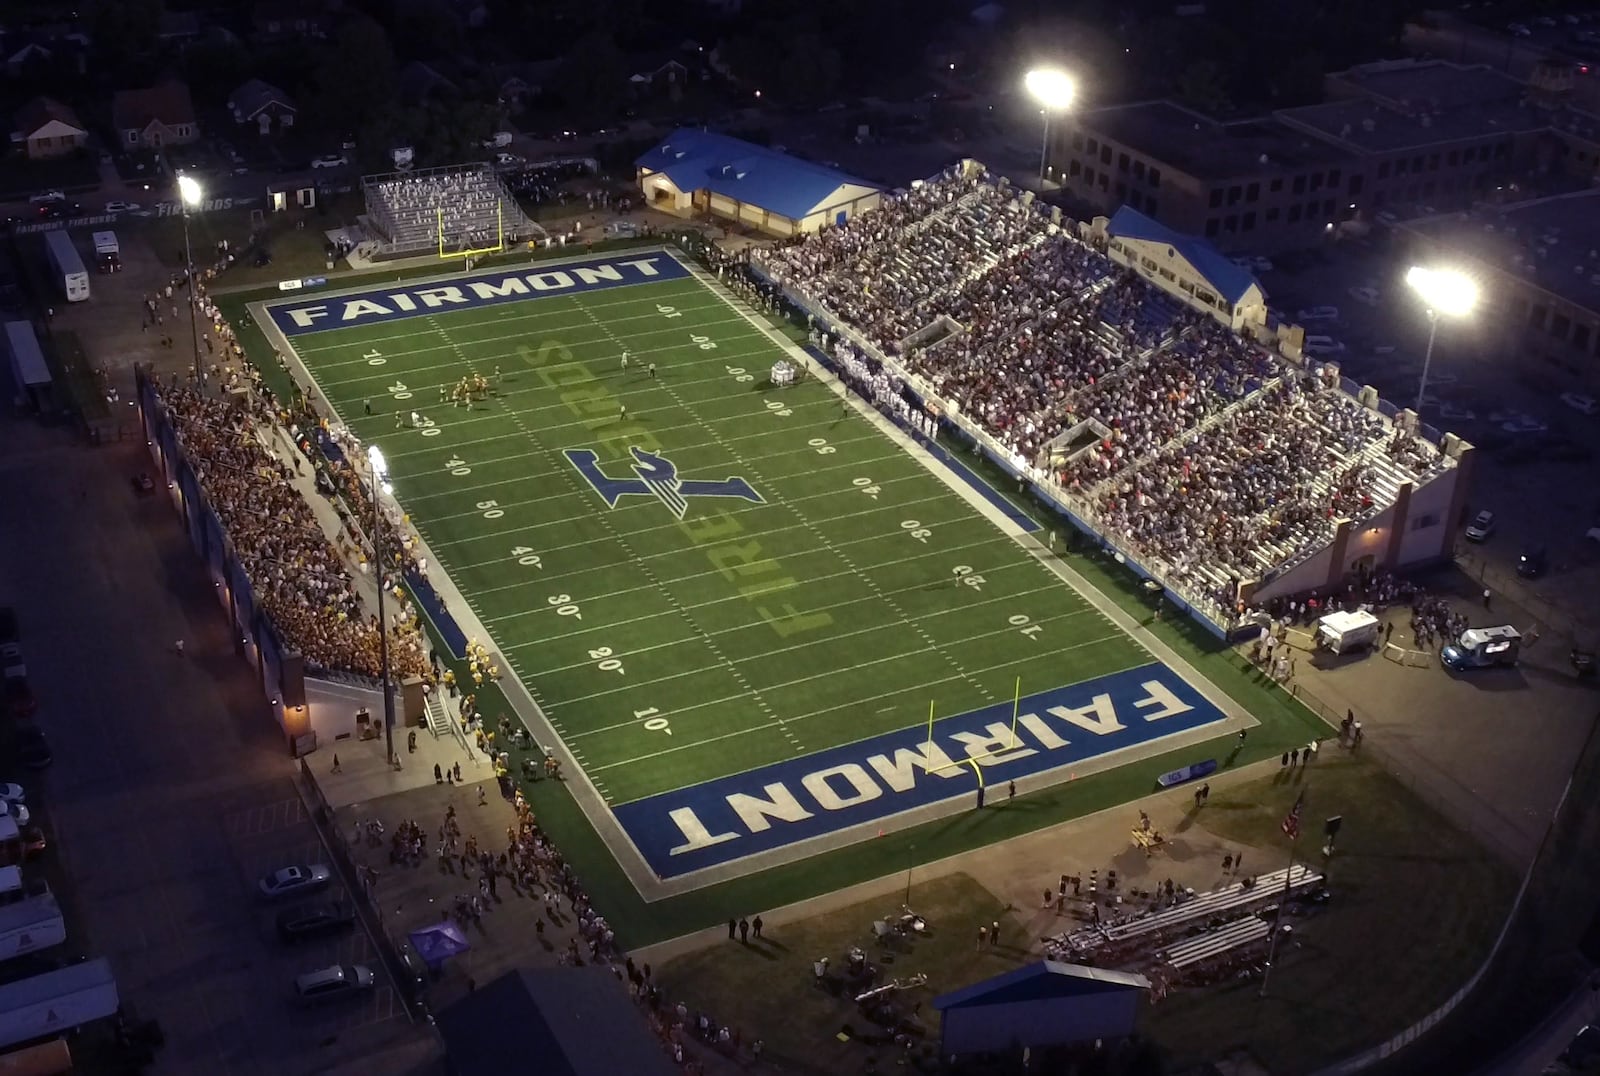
[1102,205,1268,331]
[637,128,882,237]
[933,960,1150,1057]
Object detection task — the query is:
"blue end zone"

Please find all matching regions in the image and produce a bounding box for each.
[266,252,691,337]
[613,662,1227,879]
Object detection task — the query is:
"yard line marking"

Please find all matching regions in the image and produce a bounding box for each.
[526,581,1087,678]
[586,637,1142,775]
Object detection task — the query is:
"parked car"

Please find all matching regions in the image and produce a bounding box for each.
[1464,510,1497,542]
[258,864,332,899]
[1438,403,1477,421]
[15,727,51,770]
[494,152,524,167]
[1297,305,1341,322]
[1348,286,1380,306]
[1560,391,1599,415]
[1502,417,1549,434]
[103,200,141,213]
[277,902,355,942]
[27,191,64,205]
[293,964,374,1005]
[1303,334,1346,356]
[310,154,348,169]
[1516,545,1548,578]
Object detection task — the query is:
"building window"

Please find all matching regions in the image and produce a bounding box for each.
[1396,158,1408,176]
[1288,204,1303,222]
[1447,150,1459,166]
[126,131,137,144]
[1552,312,1572,339]
[1574,324,1591,350]
[1100,145,1112,164]
[1098,173,1109,191]
[1224,214,1238,233]
[1158,267,1176,281]
[1145,197,1158,216]
[1087,138,1098,154]
[1428,153,1440,170]
[1227,184,1242,205]
[1246,182,1260,202]
[1270,177,1283,193]
[1069,159,1081,177]
[1118,152,1130,173]
[1128,190,1142,210]
[1265,207,1280,221]
[1310,171,1324,191]
[1292,175,1306,194]
[1242,211,1257,230]
[1530,304,1549,329]
[1072,134,1084,151]
[1196,291,1215,306]
[1115,180,1127,199]
[1349,174,1364,195]
[1329,168,1341,187]
[1085,167,1096,185]
[1133,160,1145,179]
[1148,168,1161,188]
[1412,155,1424,172]
[1323,199,1336,216]
[1205,218,1220,237]
[1479,145,1491,162]
[1209,189,1224,208]
[1142,257,1159,271]
[1378,161,1391,178]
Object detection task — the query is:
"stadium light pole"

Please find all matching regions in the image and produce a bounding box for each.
[368,445,398,771]
[1024,67,1076,188]
[1405,266,1478,417]
[177,174,204,386]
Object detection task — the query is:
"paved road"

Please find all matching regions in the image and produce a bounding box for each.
[0,414,429,1074]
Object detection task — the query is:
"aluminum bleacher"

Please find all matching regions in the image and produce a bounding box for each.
[1160,915,1272,970]
[362,163,541,255]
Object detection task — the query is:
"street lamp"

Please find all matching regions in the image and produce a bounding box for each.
[1024,67,1076,188]
[367,444,398,771]
[1405,265,1479,416]
[176,174,204,385]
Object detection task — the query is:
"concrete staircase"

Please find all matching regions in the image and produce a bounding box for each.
[424,689,453,739]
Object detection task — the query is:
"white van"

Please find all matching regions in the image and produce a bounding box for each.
[1304,334,1346,356]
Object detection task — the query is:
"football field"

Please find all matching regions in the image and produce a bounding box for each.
[259,249,1232,888]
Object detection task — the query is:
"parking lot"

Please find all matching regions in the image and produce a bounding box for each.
[0,405,430,1073]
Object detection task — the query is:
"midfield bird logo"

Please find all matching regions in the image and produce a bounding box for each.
[564,447,765,520]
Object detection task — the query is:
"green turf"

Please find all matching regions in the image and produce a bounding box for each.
[283,260,1149,807]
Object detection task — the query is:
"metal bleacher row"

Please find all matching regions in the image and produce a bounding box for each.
[362,164,540,255]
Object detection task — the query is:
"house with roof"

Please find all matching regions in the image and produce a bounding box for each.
[13,96,88,160]
[251,0,339,43]
[1096,205,1267,332]
[113,80,199,150]
[636,129,882,237]
[228,79,296,135]
[492,60,563,113]
[628,53,691,96]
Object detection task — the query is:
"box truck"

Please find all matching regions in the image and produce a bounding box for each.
[90,232,118,274]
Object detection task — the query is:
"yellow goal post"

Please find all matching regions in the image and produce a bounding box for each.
[437,202,506,261]
[921,677,1022,778]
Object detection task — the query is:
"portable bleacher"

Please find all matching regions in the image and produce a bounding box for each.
[361,163,541,256]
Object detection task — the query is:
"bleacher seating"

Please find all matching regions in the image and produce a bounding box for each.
[757,167,1454,621]
[1160,915,1271,970]
[363,165,539,255]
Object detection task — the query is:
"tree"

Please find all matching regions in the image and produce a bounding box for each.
[391,0,464,62]
[557,31,628,122]
[310,15,399,137]
[1177,60,1233,116]
[86,0,161,73]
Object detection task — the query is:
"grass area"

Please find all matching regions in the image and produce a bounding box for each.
[656,872,1021,1074]
[0,151,98,200]
[653,752,1517,1076]
[1146,750,1518,1073]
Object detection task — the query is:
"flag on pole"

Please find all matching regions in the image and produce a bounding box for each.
[1281,790,1304,840]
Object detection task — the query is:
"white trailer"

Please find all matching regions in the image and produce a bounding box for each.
[0,892,65,963]
[1317,610,1380,655]
[0,958,117,1051]
[41,232,87,303]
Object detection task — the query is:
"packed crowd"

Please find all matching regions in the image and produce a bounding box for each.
[156,387,431,682]
[757,168,1450,609]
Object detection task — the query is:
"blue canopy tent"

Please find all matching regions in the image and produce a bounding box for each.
[409,921,471,969]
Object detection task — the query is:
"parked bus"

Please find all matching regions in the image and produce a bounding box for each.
[90,231,119,274]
